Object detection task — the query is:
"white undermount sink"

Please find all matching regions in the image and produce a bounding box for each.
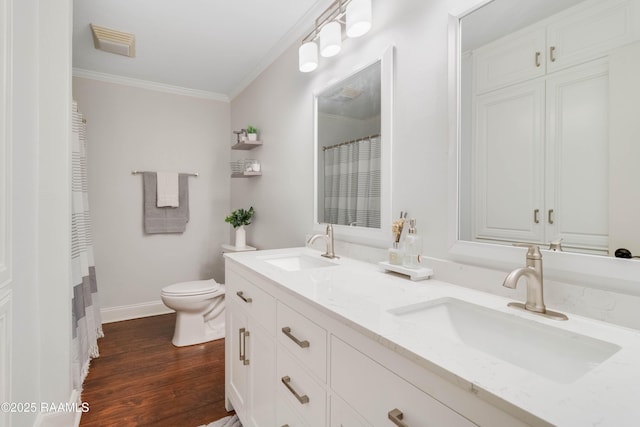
[261,253,337,272]
[388,297,620,383]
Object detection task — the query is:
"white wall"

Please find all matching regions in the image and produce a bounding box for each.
[229,0,640,330]
[73,77,230,314]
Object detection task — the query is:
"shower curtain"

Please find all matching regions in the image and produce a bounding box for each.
[323,136,381,228]
[71,101,103,392]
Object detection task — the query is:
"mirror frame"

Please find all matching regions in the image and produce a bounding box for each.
[313,45,394,247]
[447,2,640,295]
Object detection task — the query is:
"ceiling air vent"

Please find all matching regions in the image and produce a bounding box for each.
[90,23,135,57]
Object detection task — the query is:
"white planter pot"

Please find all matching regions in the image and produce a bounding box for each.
[235,226,246,248]
[247,133,258,141]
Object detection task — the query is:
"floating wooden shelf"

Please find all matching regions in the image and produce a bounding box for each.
[232,140,263,150]
[231,171,262,178]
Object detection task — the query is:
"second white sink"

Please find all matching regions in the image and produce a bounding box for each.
[388,297,620,383]
[261,254,337,272]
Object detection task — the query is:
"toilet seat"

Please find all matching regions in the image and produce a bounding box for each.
[161,279,222,297]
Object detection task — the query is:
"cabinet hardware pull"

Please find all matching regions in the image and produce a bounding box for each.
[239,328,245,362]
[242,329,250,365]
[388,408,409,427]
[281,376,309,404]
[550,46,556,62]
[282,327,310,348]
[236,291,252,303]
[534,209,540,224]
[535,51,541,67]
[548,209,554,224]
[281,425,290,427]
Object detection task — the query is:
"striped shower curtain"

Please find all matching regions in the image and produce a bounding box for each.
[71,101,103,392]
[323,136,381,228]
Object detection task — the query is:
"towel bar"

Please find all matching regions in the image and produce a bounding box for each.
[131,170,198,177]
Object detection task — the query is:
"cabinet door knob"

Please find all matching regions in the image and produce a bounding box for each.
[281,376,309,404]
[535,51,541,67]
[388,408,409,427]
[282,326,310,348]
[550,46,557,62]
[236,291,252,303]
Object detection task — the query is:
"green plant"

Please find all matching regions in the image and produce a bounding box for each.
[225,206,255,228]
[246,125,258,134]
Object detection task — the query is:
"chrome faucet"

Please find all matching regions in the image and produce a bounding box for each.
[503,244,568,320]
[307,224,339,259]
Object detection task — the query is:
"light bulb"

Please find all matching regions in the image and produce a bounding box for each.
[346,0,372,38]
[320,21,342,57]
[298,42,318,72]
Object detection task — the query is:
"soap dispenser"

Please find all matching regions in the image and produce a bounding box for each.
[402,219,422,269]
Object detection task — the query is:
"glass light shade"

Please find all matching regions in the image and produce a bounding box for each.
[299,42,318,72]
[320,21,342,57]
[346,0,372,38]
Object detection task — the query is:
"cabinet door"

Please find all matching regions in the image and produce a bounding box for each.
[248,322,276,427]
[330,395,370,427]
[473,26,546,94]
[331,337,476,427]
[546,60,609,253]
[473,80,546,244]
[227,300,249,418]
[546,0,636,73]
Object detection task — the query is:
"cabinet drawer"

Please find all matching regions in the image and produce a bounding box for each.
[277,302,328,382]
[331,337,477,427]
[227,268,275,335]
[277,394,309,427]
[277,346,326,427]
[330,395,370,427]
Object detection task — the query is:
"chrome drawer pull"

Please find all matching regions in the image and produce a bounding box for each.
[281,376,309,404]
[238,328,245,362]
[236,291,252,303]
[388,408,409,427]
[548,209,554,224]
[282,326,310,348]
[550,46,556,62]
[242,328,250,365]
[535,51,541,67]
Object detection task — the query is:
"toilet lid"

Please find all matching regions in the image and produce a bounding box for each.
[162,279,221,296]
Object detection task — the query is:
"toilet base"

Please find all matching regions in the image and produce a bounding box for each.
[172,308,226,347]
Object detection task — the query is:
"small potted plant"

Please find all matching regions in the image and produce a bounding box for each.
[246,125,258,141]
[225,206,255,248]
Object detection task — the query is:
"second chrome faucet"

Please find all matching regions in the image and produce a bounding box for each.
[503,244,568,321]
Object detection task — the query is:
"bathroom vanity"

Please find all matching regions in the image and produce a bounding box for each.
[224,248,640,427]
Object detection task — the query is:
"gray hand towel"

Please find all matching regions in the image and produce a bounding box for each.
[143,172,190,234]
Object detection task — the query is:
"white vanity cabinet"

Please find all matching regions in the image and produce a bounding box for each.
[472,0,636,94]
[225,268,276,427]
[225,258,531,427]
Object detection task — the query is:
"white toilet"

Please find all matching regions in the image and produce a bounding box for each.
[160,279,225,347]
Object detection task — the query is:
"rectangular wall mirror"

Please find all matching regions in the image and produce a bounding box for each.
[457,0,640,258]
[313,46,393,246]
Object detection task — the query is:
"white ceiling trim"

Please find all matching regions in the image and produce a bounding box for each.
[72,68,229,102]
[228,0,334,100]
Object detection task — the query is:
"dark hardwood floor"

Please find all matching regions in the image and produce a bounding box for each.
[80,313,232,427]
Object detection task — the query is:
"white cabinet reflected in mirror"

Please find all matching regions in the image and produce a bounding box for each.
[457,0,640,258]
[313,47,393,246]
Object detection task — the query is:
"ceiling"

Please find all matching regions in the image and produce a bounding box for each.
[73,0,332,99]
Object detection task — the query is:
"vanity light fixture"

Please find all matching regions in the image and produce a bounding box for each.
[298,0,372,72]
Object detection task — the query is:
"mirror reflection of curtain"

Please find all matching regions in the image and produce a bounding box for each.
[323,136,381,228]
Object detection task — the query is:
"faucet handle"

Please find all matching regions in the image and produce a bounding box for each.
[512,243,542,259]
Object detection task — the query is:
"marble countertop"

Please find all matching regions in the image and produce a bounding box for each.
[224,247,640,427]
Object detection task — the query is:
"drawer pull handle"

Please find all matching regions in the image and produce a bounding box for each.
[238,328,245,362]
[534,209,540,224]
[535,51,541,67]
[282,327,310,348]
[281,376,309,404]
[239,328,250,365]
[548,209,554,224]
[550,46,556,62]
[236,291,252,303]
[388,408,409,427]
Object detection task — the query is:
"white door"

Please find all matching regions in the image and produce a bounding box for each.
[473,80,546,244]
[247,323,275,427]
[546,60,609,253]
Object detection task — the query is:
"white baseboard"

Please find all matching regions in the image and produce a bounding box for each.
[34,389,82,427]
[101,300,174,323]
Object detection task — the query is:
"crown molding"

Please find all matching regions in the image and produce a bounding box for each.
[73,68,229,102]
[228,0,334,101]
